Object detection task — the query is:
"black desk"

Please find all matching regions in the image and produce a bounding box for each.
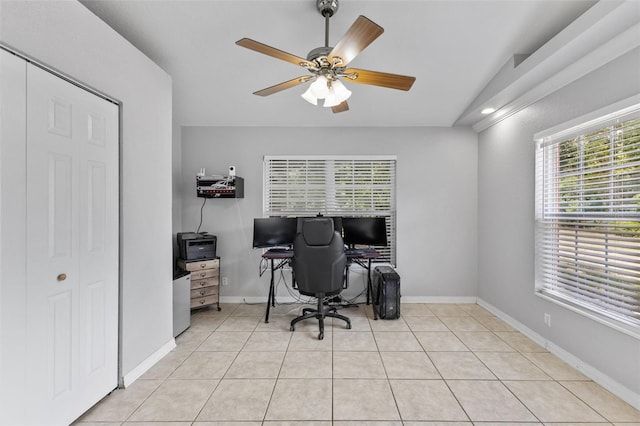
[260,248,381,322]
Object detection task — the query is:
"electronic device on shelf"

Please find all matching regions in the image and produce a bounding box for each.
[252,217,298,248]
[196,175,244,198]
[342,216,388,247]
[177,232,217,260]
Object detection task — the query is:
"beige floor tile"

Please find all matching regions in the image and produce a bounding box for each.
[427,304,469,317]
[447,380,537,422]
[475,352,551,380]
[216,316,261,332]
[168,351,237,379]
[128,379,219,422]
[402,423,471,426]
[173,328,213,352]
[369,318,410,332]
[390,379,468,421]
[374,331,423,351]
[404,316,448,332]
[334,422,402,426]
[231,303,269,316]
[333,351,387,379]
[288,329,333,350]
[454,331,514,352]
[189,313,226,331]
[255,315,293,332]
[196,379,275,421]
[380,351,441,379]
[224,351,285,379]
[494,331,547,352]
[333,379,400,420]
[458,304,493,316]
[333,331,378,351]
[522,352,588,380]
[561,381,640,422]
[243,331,291,351]
[333,315,371,332]
[414,331,468,352]
[124,422,191,426]
[265,379,332,421]
[196,330,251,352]
[428,352,495,380]
[399,303,435,316]
[140,351,191,380]
[77,379,162,422]
[263,422,331,426]
[439,316,489,332]
[279,351,332,378]
[194,422,261,426]
[473,315,515,331]
[505,380,606,422]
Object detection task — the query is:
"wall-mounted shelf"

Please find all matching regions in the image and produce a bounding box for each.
[196,175,244,198]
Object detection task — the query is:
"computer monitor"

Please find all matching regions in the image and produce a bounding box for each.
[252,217,298,248]
[342,216,388,247]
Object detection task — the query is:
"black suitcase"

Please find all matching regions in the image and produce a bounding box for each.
[372,266,401,319]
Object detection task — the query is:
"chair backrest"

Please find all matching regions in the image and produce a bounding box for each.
[292,218,347,296]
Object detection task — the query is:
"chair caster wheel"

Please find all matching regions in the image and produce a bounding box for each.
[318,332,324,340]
[346,322,352,330]
[290,326,295,332]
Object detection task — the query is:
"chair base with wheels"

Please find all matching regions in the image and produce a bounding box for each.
[290,292,351,340]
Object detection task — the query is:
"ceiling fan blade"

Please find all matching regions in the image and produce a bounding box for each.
[253,76,313,97]
[328,16,384,67]
[331,101,349,113]
[236,38,314,68]
[343,68,416,91]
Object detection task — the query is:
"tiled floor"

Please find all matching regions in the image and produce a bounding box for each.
[76,302,640,425]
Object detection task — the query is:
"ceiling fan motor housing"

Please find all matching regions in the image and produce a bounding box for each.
[317,0,338,17]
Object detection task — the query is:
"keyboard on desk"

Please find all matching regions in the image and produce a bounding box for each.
[266,247,292,254]
[345,248,377,257]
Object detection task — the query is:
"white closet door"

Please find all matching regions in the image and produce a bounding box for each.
[25,63,119,425]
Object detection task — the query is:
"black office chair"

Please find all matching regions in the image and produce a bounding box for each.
[290,218,351,340]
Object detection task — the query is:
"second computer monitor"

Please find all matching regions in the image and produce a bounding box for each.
[342,216,388,247]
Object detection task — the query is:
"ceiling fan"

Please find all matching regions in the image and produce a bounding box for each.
[236,0,416,113]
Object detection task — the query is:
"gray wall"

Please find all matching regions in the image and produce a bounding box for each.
[477,47,640,397]
[0,1,174,378]
[180,126,478,301]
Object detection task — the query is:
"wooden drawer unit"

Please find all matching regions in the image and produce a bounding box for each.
[178,257,221,311]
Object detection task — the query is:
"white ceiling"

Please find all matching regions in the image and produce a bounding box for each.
[79,0,597,127]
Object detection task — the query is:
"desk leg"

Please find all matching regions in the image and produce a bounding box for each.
[368,259,378,320]
[265,258,275,323]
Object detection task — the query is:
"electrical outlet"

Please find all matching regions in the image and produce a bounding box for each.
[221,276,229,286]
[544,313,551,327]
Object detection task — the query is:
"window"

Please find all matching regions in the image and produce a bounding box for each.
[263,155,396,264]
[535,101,640,330]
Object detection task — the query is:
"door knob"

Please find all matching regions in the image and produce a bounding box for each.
[57,273,67,282]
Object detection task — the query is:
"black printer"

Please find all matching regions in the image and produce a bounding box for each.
[177,232,217,260]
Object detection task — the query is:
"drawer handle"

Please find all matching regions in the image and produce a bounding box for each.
[200,263,207,269]
[57,273,67,282]
[200,299,205,304]
[199,272,206,277]
[200,289,205,295]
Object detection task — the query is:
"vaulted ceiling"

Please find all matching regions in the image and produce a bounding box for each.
[80,0,599,127]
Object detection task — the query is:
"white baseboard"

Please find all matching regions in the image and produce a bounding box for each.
[220,296,479,305]
[477,298,640,411]
[121,338,176,387]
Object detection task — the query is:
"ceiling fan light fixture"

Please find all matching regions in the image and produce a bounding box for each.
[309,75,330,98]
[301,86,319,105]
[323,79,351,107]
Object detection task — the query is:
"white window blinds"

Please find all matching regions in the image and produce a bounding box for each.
[535,104,640,328]
[263,156,396,264]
